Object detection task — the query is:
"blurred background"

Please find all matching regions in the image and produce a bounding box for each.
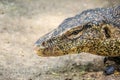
[0,0,120,80]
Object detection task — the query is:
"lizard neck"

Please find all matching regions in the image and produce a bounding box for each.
[75,38,120,57]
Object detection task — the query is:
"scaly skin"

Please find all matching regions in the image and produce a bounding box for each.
[34,6,120,57]
[35,23,120,57]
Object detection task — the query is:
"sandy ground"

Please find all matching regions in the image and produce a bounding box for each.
[0,0,120,80]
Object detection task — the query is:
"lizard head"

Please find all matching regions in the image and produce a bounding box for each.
[34,22,119,57]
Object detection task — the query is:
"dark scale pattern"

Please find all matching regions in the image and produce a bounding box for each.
[35,6,120,47]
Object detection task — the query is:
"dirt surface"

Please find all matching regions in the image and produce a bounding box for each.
[0,0,120,80]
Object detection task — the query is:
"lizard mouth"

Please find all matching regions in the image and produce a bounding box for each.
[34,44,65,57]
[34,45,45,56]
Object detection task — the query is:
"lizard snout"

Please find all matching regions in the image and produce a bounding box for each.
[34,44,46,56]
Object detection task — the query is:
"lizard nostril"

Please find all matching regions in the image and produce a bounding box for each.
[42,42,46,46]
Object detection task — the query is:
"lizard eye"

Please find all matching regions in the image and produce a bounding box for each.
[71,29,81,35]
[63,23,93,40]
[63,26,83,39]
